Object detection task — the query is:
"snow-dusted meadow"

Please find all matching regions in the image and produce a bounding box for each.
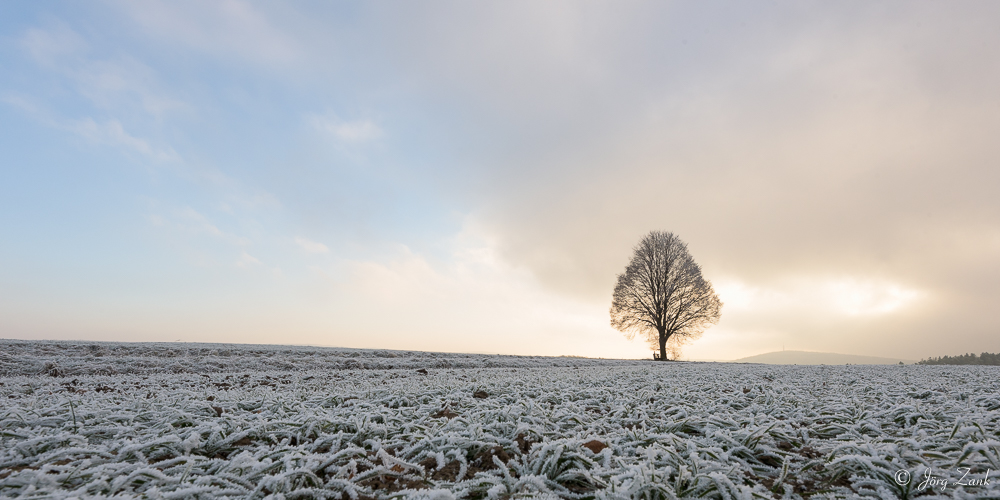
[2,340,999,499]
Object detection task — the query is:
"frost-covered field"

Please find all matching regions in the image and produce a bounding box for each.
[2,341,1000,499]
[0,340,631,378]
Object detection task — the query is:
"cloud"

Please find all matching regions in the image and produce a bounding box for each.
[20,25,87,65]
[142,205,264,271]
[295,237,329,254]
[825,279,924,317]
[20,25,188,119]
[150,207,250,247]
[11,23,281,213]
[74,58,189,118]
[7,2,1000,360]
[2,93,179,162]
[69,117,178,161]
[113,0,303,68]
[715,277,925,318]
[324,221,639,357]
[12,25,187,163]
[346,2,1000,359]
[236,252,262,268]
[309,114,382,144]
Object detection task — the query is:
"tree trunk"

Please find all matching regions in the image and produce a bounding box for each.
[658,328,668,361]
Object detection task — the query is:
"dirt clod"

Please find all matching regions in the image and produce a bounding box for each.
[432,460,462,481]
[358,475,427,492]
[472,446,510,470]
[432,407,459,419]
[515,433,535,454]
[583,440,608,454]
[418,456,438,472]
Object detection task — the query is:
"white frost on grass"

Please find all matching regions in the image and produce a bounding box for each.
[1,340,999,499]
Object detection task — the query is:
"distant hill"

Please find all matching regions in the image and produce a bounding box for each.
[732,350,916,365]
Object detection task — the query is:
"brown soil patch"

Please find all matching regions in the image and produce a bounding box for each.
[432,460,462,481]
[358,475,427,493]
[432,407,459,419]
[583,440,608,454]
[472,446,510,470]
[0,466,36,479]
[515,433,535,454]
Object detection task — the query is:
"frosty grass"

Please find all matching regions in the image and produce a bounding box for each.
[2,340,999,499]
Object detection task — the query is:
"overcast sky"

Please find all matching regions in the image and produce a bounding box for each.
[2,1,998,360]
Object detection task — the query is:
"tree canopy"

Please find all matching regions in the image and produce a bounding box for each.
[610,231,722,360]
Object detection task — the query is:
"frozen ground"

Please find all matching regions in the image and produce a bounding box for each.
[2,340,999,499]
[0,340,632,378]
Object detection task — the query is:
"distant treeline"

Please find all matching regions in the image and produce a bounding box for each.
[917,352,1000,365]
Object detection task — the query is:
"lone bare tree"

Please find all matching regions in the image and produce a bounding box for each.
[610,231,722,361]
